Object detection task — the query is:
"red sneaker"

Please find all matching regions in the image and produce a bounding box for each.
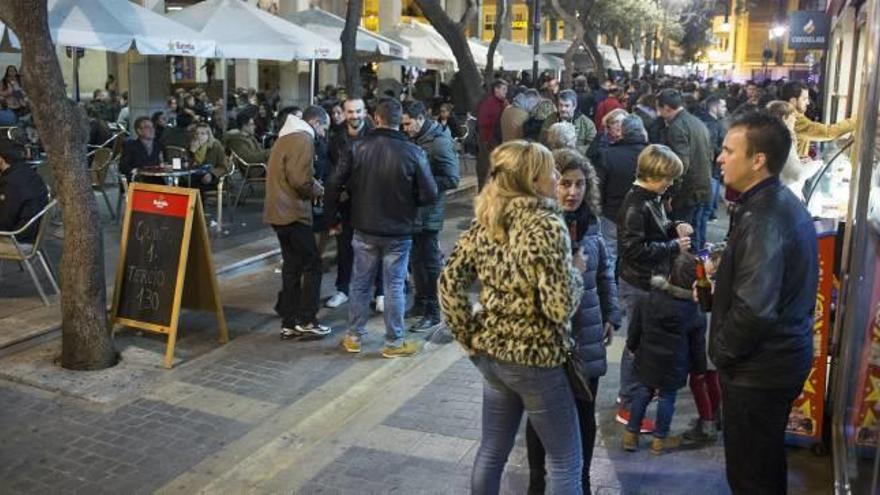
[615,407,655,434]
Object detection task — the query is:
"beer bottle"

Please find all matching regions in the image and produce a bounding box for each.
[696,252,713,312]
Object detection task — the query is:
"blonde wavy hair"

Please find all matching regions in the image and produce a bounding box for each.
[476,140,555,243]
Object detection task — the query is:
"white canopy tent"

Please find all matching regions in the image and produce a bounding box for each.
[0,22,20,52]
[475,39,561,72]
[284,8,408,61]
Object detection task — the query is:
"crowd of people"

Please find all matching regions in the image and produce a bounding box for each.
[0,57,858,495]
[432,69,854,495]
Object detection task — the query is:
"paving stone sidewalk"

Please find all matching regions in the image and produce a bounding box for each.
[0,194,831,494]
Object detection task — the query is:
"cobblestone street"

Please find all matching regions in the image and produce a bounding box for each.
[0,195,832,494]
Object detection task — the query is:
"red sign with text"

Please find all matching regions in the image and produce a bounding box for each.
[786,227,835,441]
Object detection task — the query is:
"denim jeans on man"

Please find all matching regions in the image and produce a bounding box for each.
[411,230,442,312]
[627,382,677,438]
[692,201,712,251]
[722,381,802,495]
[470,354,583,495]
[347,231,410,347]
[336,222,383,297]
[274,222,321,327]
[618,278,649,407]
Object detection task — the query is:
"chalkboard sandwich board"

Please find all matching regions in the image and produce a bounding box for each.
[111,183,228,368]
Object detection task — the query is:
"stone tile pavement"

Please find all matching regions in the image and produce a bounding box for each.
[0,193,832,494]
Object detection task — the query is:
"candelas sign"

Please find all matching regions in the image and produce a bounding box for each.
[788,11,830,50]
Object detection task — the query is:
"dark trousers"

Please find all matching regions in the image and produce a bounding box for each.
[410,230,442,313]
[335,221,382,296]
[525,377,599,495]
[721,381,802,495]
[477,141,494,191]
[274,222,321,328]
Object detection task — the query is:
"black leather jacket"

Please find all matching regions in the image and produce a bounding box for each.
[325,128,438,238]
[617,185,681,291]
[709,177,817,389]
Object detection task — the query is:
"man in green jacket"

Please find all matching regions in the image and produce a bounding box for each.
[540,89,597,156]
[223,112,270,165]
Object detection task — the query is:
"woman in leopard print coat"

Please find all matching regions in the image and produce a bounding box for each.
[438,140,585,494]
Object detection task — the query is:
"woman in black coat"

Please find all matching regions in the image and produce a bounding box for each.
[526,148,621,494]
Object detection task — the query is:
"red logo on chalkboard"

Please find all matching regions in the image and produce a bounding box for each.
[131,190,189,218]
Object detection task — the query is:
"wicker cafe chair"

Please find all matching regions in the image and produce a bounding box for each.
[0,199,59,305]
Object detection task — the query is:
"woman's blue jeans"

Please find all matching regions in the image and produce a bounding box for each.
[470,354,583,495]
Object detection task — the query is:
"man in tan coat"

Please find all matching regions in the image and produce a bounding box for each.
[781,80,855,158]
[500,89,540,142]
[263,106,330,340]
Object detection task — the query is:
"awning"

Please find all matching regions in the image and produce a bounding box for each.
[167,0,340,61]
[284,8,408,61]
[540,40,641,71]
[44,0,215,56]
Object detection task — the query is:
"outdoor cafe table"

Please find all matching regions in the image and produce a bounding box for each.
[130,165,225,234]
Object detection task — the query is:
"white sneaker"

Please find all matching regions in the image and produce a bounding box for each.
[325,291,349,308]
[375,295,385,313]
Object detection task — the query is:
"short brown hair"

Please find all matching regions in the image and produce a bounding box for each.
[765,100,795,121]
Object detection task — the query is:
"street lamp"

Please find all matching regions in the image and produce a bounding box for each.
[770,25,787,39]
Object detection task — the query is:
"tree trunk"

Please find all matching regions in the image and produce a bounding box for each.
[562,38,581,88]
[581,27,607,77]
[341,0,363,99]
[0,0,115,370]
[611,43,626,72]
[414,0,483,114]
[484,0,508,81]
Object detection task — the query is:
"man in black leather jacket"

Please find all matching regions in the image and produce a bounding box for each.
[325,98,438,358]
[711,111,817,495]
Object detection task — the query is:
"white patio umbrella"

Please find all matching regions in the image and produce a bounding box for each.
[384,20,498,70]
[1,1,216,100]
[284,8,408,61]
[45,0,215,57]
[167,0,339,61]
[168,0,341,111]
[384,20,455,71]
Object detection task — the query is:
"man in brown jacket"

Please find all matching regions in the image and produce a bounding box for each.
[264,106,330,340]
[781,80,855,158]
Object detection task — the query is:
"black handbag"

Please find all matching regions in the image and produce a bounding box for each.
[563,348,594,403]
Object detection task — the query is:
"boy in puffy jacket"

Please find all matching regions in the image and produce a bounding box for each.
[623,252,706,454]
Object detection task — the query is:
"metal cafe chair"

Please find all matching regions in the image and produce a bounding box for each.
[228,149,267,220]
[0,199,60,305]
[88,148,115,220]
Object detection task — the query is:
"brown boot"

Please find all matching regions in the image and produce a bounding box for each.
[622,430,639,452]
[650,435,682,455]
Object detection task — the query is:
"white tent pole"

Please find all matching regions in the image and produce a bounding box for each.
[222,57,228,132]
[309,59,316,105]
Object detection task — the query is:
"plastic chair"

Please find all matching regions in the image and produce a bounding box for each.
[0,199,60,305]
[228,149,267,219]
[89,148,115,220]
